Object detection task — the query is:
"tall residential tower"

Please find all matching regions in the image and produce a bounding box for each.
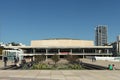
[95,25,108,46]
[117,35,120,54]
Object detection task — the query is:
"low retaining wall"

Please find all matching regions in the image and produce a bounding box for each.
[95,57,120,62]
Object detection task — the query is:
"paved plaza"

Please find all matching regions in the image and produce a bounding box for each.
[0,70,120,80]
[0,59,120,80]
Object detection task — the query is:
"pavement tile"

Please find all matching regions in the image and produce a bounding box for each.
[51,75,64,79]
[36,76,51,79]
[0,70,120,80]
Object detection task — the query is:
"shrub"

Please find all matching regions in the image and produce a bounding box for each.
[31,63,50,69]
[68,64,82,69]
[66,54,79,64]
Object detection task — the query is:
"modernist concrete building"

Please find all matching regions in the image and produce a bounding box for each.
[31,38,94,47]
[4,38,113,59]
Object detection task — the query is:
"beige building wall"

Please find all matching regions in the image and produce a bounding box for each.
[31,39,94,47]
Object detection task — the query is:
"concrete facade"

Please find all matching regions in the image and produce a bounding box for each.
[31,39,94,47]
[3,39,113,59]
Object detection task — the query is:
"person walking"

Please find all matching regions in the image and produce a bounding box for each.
[3,56,8,67]
[112,64,116,70]
[14,56,17,66]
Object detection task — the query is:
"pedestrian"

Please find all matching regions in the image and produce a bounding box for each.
[16,57,20,67]
[92,57,94,62]
[108,64,110,69]
[108,64,113,70]
[14,56,17,66]
[29,57,33,67]
[3,56,8,67]
[112,64,116,70]
[22,58,26,64]
[92,57,96,62]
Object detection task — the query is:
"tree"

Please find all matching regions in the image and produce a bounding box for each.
[51,54,60,66]
[7,42,20,46]
[0,46,4,55]
[66,54,79,64]
[34,54,46,64]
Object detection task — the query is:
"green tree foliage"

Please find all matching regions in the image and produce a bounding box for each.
[34,54,46,64]
[31,63,49,70]
[51,54,60,66]
[10,42,20,46]
[66,54,79,64]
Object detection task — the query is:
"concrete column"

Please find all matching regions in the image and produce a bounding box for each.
[46,49,48,61]
[70,49,72,54]
[95,49,97,53]
[58,49,60,54]
[83,49,85,59]
[107,49,109,54]
[46,49,48,54]
[32,49,35,62]
[46,55,47,61]
[33,48,35,54]
[98,50,100,53]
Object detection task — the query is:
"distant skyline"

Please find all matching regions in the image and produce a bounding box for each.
[0,0,120,45]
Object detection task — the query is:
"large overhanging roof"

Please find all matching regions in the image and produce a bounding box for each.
[4,46,112,49]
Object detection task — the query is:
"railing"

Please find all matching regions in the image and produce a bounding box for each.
[24,52,112,56]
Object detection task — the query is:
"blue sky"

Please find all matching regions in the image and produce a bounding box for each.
[0,0,120,45]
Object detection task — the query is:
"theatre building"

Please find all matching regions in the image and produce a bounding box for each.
[4,38,113,59]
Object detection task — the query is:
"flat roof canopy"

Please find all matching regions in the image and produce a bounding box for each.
[4,46,112,49]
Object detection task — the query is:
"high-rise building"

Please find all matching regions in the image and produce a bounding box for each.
[95,25,108,46]
[117,35,120,54]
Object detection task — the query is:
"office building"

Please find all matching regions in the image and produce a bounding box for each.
[117,35,120,54]
[95,25,108,46]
